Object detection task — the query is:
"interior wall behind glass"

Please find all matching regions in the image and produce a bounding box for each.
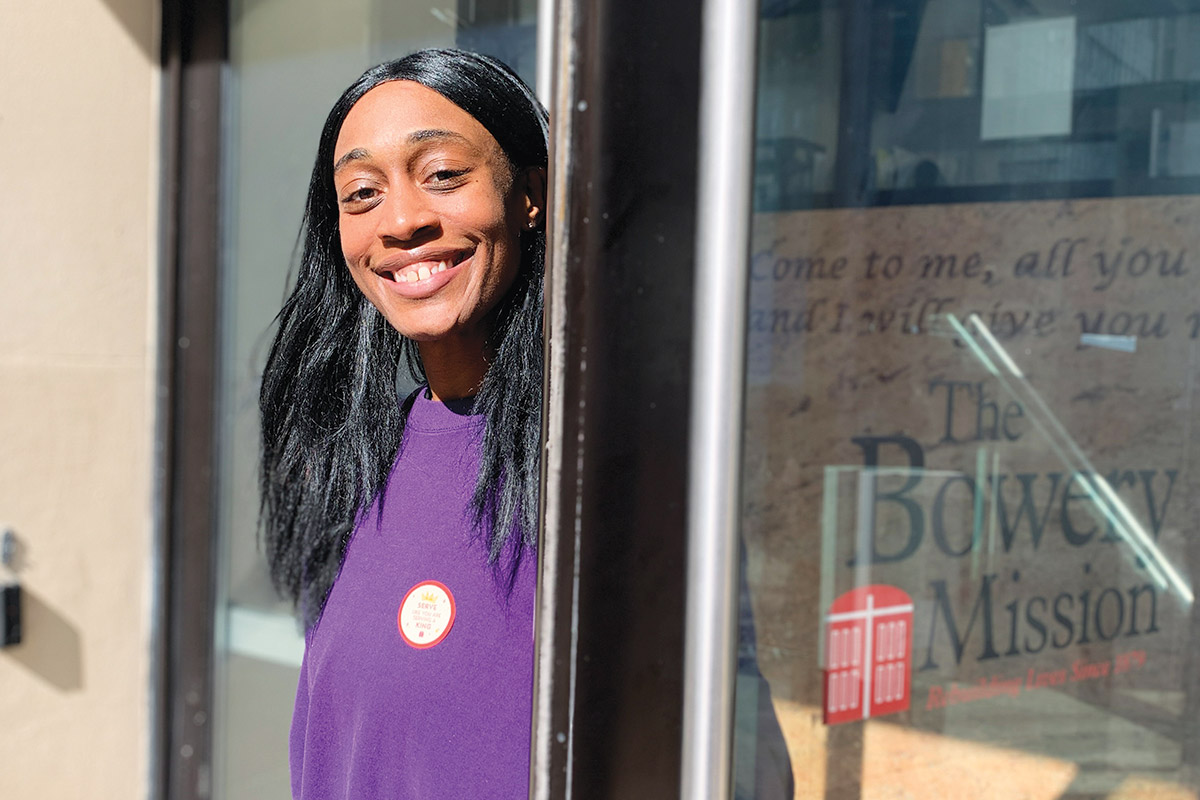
[736,1,1200,798]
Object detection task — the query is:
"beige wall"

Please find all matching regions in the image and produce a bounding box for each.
[0,0,160,797]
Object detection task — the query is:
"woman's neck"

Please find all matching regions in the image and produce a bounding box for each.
[418,335,492,401]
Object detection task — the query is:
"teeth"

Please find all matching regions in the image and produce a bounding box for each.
[391,257,458,283]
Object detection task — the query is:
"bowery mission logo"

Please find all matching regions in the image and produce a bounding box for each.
[823,584,915,725]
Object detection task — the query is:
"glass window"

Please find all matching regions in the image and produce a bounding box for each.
[754,1,1200,209]
[214,4,538,796]
[737,2,1200,797]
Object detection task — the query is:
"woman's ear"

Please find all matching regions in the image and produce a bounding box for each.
[520,166,548,229]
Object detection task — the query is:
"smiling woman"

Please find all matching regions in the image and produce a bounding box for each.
[333,79,544,397]
[257,49,548,800]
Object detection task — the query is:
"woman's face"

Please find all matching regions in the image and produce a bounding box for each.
[332,80,542,347]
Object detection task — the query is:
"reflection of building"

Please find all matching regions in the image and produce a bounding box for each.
[755,1,1200,209]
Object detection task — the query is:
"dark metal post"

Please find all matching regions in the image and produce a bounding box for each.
[533,0,705,797]
[156,1,227,797]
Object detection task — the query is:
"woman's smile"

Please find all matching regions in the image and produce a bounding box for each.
[371,248,474,298]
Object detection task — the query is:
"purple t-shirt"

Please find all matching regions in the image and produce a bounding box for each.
[289,392,536,799]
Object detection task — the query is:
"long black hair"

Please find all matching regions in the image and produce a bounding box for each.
[259,49,548,629]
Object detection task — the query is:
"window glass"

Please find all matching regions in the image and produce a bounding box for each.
[215,4,537,796]
[737,2,1200,797]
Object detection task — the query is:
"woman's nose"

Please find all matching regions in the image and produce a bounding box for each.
[378,186,439,243]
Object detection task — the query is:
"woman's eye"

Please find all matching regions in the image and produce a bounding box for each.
[340,186,380,207]
[426,168,469,188]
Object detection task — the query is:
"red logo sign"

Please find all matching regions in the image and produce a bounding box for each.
[823,584,914,725]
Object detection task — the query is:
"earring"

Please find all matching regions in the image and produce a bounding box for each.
[528,220,537,229]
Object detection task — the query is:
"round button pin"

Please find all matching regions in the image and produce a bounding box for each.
[397,580,456,649]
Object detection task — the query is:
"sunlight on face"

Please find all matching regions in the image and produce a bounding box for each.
[333,80,539,352]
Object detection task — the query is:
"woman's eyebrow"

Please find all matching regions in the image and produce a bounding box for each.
[333,147,371,174]
[407,128,472,146]
[333,131,476,174]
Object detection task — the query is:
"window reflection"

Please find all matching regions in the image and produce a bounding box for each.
[754,2,1200,210]
[737,2,1200,794]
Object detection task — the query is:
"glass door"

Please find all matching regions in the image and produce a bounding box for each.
[213,4,539,796]
[734,2,1200,798]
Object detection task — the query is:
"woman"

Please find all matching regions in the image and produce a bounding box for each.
[259,49,548,799]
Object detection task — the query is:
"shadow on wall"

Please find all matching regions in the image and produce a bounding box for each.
[2,588,84,692]
[99,0,158,61]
